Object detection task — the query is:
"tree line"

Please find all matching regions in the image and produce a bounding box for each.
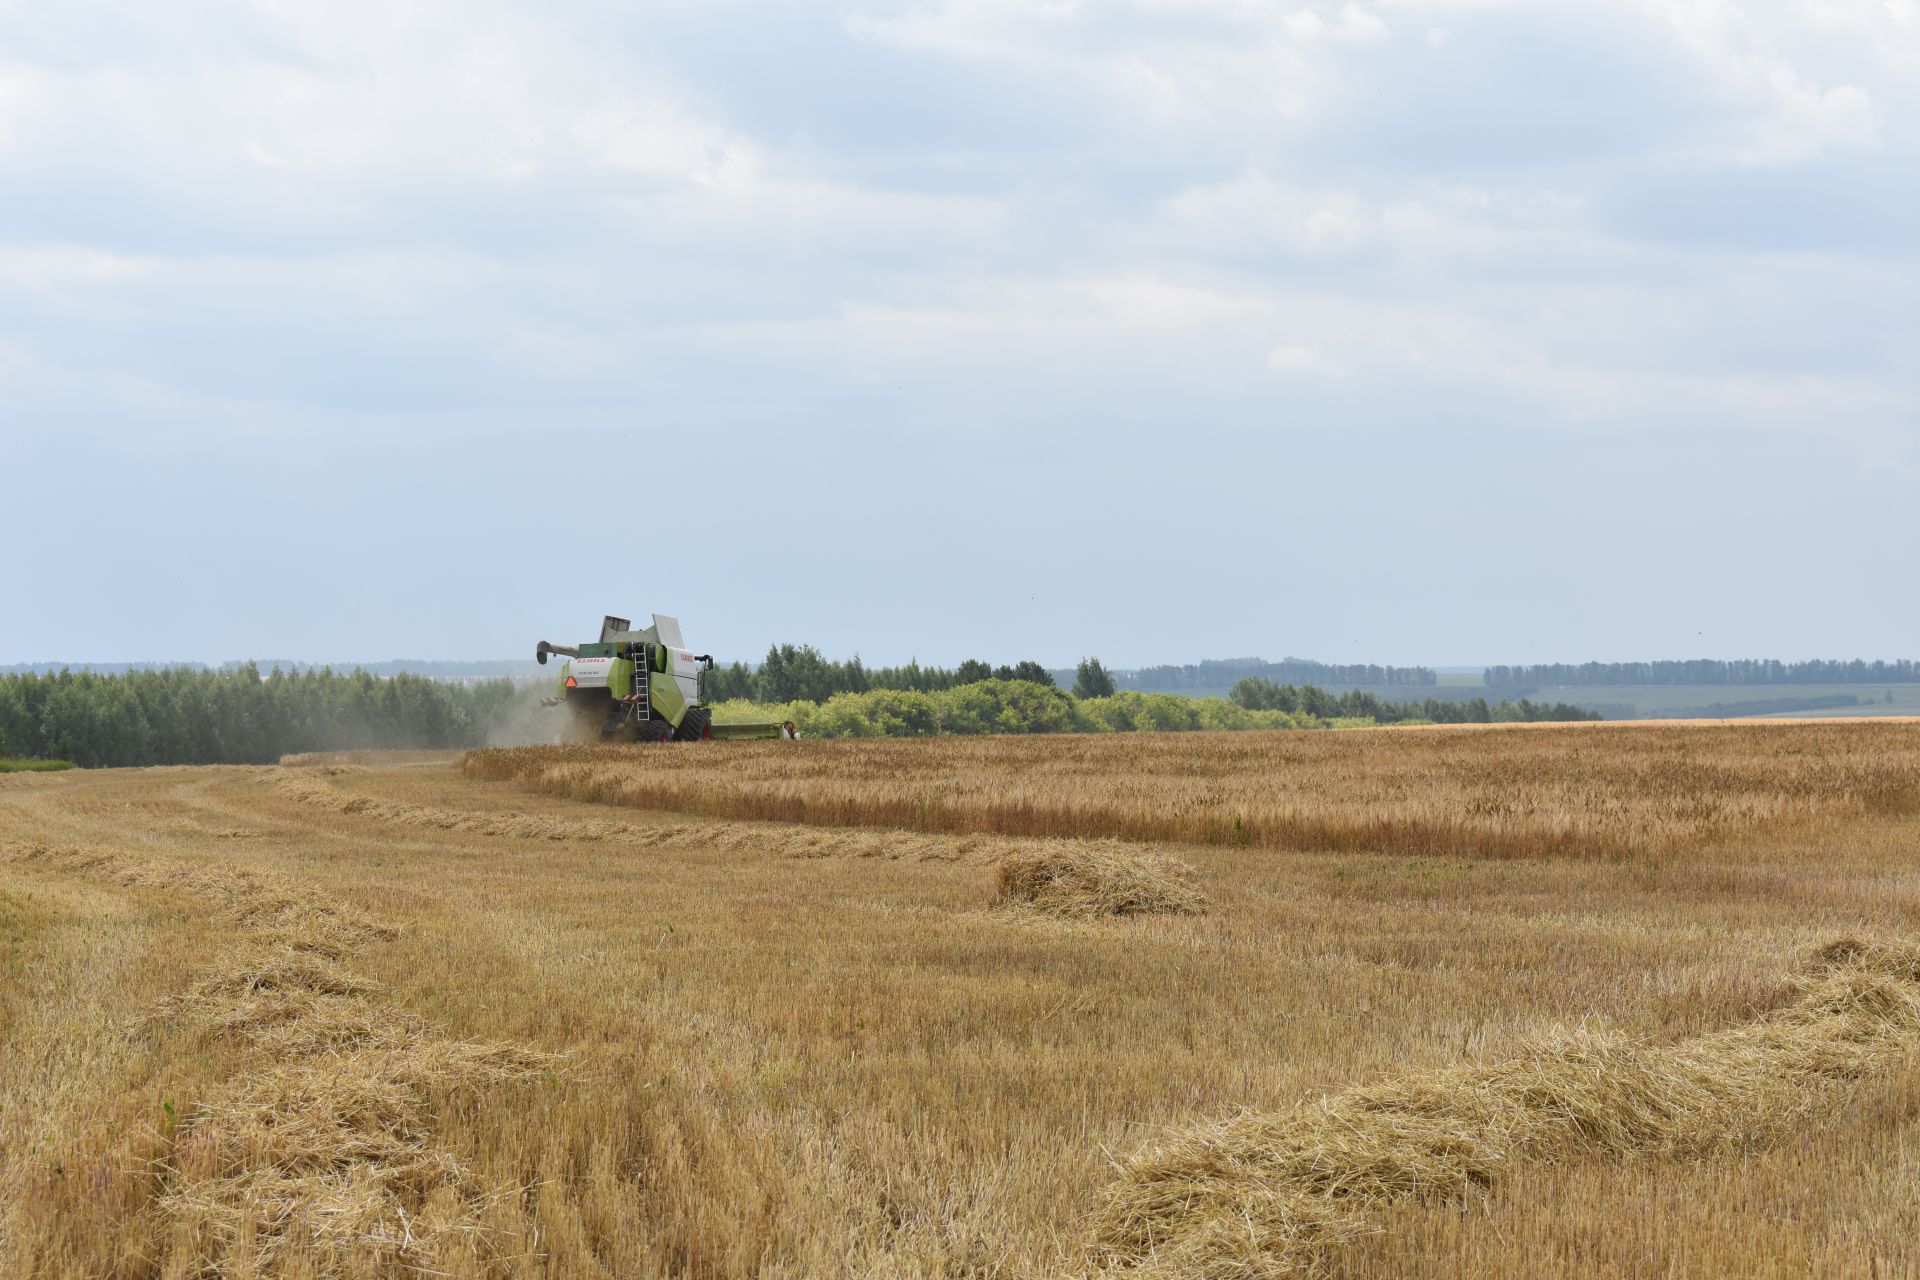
[700,644,1083,704]
[712,679,1323,738]
[0,657,1608,768]
[1484,659,1920,688]
[1230,677,1601,724]
[700,645,1442,703]
[0,666,518,768]
[714,676,1600,740]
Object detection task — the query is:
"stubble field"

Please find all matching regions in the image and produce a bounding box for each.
[4,720,1920,1278]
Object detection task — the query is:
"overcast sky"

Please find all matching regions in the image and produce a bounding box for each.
[1,0,1914,669]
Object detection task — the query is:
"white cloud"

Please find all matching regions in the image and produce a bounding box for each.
[1265,342,1345,374]
[1284,4,1393,42]
[0,68,26,153]
[0,337,34,385]
[846,0,1374,133]
[1086,275,1271,328]
[1738,77,1877,163]
[0,0,1911,438]
[573,98,761,188]
[1162,175,1375,255]
[1154,171,1589,264]
[663,255,1914,432]
[0,2,757,199]
[1631,0,1891,163]
[0,245,156,289]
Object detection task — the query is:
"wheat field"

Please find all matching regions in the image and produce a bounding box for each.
[4,721,1920,1277]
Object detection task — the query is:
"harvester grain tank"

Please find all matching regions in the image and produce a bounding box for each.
[537,614,795,743]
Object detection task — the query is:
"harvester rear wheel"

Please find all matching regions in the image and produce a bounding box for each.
[674,707,713,743]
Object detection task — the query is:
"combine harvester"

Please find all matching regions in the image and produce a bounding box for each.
[537,614,796,743]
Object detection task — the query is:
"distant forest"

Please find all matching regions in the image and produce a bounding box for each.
[1484,659,1920,688]
[0,659,534,680]
[702,648,1441,703]
[701,645,1060,703]
[1121,658,1436,690]
[1228,678,1599,725]
[0,666,515,768]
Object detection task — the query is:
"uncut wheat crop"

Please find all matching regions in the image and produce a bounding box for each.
[464,721,1920,861]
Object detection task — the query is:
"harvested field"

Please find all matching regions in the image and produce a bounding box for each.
[1092,938,1920,1278]
[5,721,1920,1277]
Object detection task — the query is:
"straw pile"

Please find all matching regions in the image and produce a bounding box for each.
[0,840,394,951]
[993,843,1208,919]
[153,900,554,1274]
[3,837,553,1273]
[1089,938,1920,1278]
[162,1028,550,1272]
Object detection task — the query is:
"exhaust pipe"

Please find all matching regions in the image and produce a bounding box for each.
[536,640,580,666]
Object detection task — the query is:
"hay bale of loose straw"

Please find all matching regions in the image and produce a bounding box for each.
[993,843,1207,919]
[1088,937,1920,1278]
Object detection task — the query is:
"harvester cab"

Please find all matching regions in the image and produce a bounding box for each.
[536,614,796,744]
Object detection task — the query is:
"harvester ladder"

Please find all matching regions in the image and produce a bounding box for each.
[631,646,649,719]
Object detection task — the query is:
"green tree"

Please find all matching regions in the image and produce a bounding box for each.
[757,645,793,701]
[756,643,841,703]
[1073,657,1116,699]
[954,659,994,686]
[1297,685,1336,718]
[940,679,1081,735]
[702,662,754,702]
[1230,677,1301,713]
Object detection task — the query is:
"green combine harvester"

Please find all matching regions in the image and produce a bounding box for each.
[537,614,796,743]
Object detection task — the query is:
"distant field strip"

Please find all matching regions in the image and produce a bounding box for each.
[463,723,1920,861]
[1090,938,1920,1279]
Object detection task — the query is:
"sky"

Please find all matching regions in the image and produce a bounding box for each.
[0,0,1914,669]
